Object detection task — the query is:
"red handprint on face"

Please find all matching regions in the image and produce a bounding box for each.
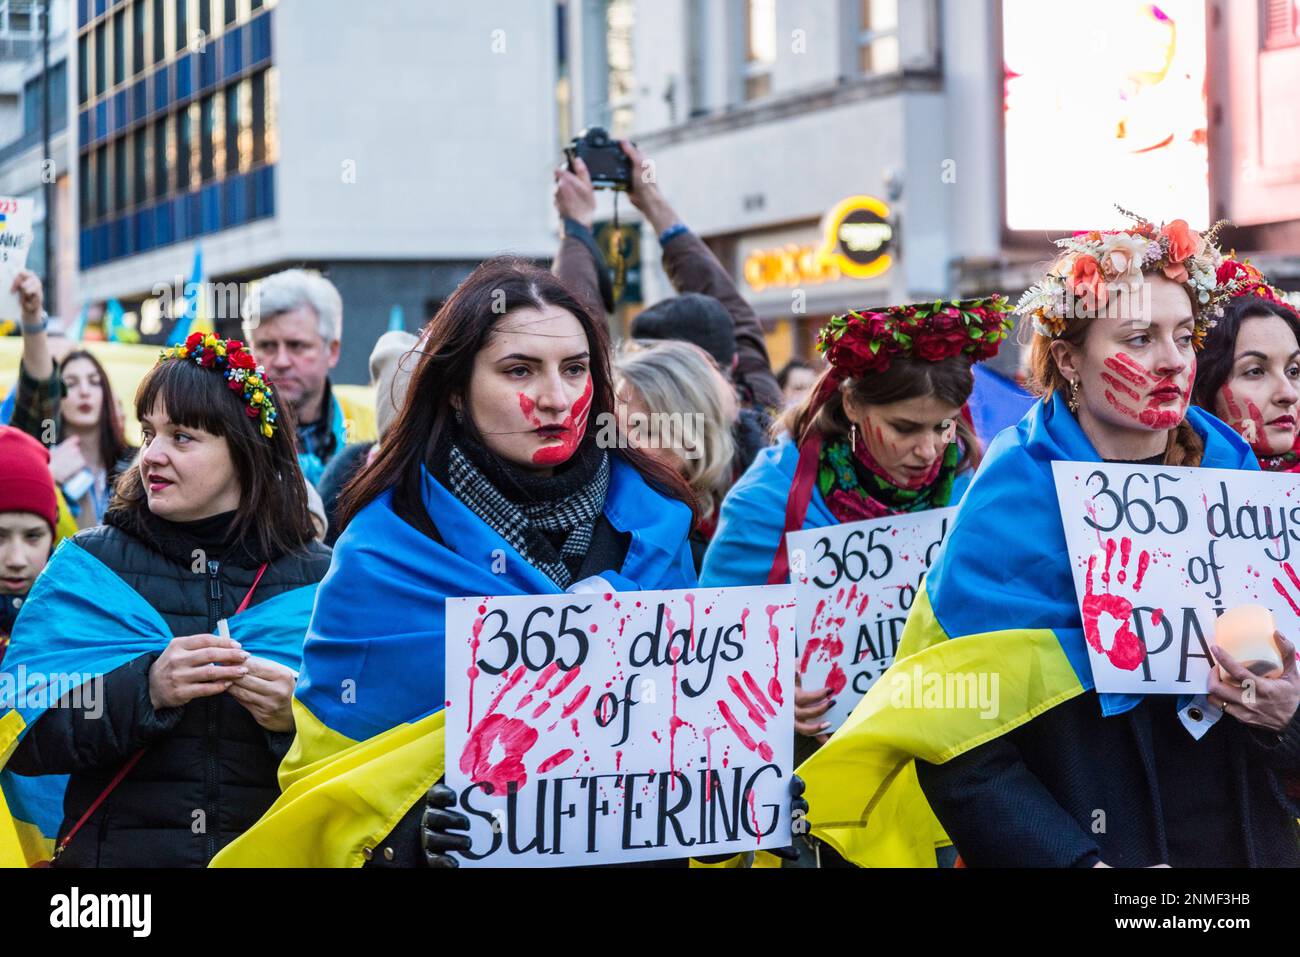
[459,662,591,795]
[1082,537,1159,671]
[1222,387,1269,452]
[716,669,777,763]
[1273,562,1300,618]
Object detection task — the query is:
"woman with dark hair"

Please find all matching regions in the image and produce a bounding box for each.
[212,257,705,868]
[1190,264,1300,473]
[0,334,330,867]
[800,214,1300,869]
[10,271,135,528]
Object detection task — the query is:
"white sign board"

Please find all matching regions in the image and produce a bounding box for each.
[0,196,35,321]
[785,508,957,730]
[444,585,797,867]
[1053,461,1300,694]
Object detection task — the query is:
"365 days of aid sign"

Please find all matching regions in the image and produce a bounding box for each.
[444,585,797,867]
[785,508,956,730]
[1052,462,1300,695]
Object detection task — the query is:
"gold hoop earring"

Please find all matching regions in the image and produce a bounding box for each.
[1068,379,1080,414]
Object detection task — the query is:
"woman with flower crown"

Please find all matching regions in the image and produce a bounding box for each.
[700,294,1015,864]
[0,333,330,867]
[798,213,1300,868]
[1191,260,1300,475]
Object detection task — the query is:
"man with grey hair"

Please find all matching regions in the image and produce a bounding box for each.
[242,269,362,484]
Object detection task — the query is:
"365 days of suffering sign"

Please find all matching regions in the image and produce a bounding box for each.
[444,585,797,867]
[1053,462,1300,695]
[785,508,957,730]
[0,196,35,321]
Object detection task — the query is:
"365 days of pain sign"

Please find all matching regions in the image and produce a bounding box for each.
[785,508,956,730]
[444,585,796,867]
[1053,462,1300,694]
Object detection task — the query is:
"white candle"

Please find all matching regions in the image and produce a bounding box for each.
[1214,604,1283,680]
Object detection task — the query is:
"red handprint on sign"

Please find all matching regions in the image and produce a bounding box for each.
[716,669,776,762]
[1081,536,1160,672]
[459,662,591,795]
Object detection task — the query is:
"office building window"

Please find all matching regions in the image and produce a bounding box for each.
[199,94,215,181]
[132,0,146,73]
[857,0,899,75]
[114,138,128,212]
[605,0,635,136]
[250,68,264,163]
[80,153,92,223]
[153,0,165,61]
[225,0,237,25]
[175,0,188,53]
[24,62,68,136]
[96,145,108,218]
[78,33,89,104]
[154,117,169,197]
[224,83,239,176]
[94,22,106,98]
[134,126,149,209]
[175,106,192,191]
[199,0,210,36]
[112,9,126,86]
[744,0,775,100]
[262,67,278,165]
[236,77,252,172]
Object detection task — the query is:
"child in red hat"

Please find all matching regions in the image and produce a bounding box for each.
[0,425,58,657]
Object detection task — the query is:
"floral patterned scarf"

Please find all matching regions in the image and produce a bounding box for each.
[1259,434,1300,474]
[817,434,960,523]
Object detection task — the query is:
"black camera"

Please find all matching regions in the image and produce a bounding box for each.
[566,126,632,191]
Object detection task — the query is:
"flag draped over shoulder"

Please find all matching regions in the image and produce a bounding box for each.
[797,392,1258,868]
[212,457,695,868]
[0,540,315,867]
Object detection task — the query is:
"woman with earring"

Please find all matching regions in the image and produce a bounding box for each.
[800,213,1300,868]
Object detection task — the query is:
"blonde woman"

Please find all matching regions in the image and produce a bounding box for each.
[615,339,738,570]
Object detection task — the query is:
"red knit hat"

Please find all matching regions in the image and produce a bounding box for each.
[0,426,58,532]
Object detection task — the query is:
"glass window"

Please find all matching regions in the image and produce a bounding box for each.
[175,106,192,191]
[94,23,106,97]
[132,0,146,74]
[250,68,264,163]
[154,117,169,197]
[175,0,189,53]
[744,0,775,100]
[237,77,252,173]
[78,34,89,105]
[199,94,215,181]
[114,138,129,211]
[199,0,211,36]
[224,83,239,176]
[134,127,149,208]
[96,145,109,217]
[225,0,238,24]
[80,152,92,223]
[153,0,166,62]
[263,66,277,164]
[113,10,126,86]
[858,0,899,75]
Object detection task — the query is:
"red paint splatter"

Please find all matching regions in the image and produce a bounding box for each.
[825,662,847,697]
[717,699,774,762]
[1273,563,1300,617]
[765,604,786,706]
[531,376,594,466]
[560,684,591,718]
[799,637,823,674]
[537,749,575,773]
[727,674,768,730]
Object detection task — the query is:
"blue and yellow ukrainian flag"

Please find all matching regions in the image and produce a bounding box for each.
[0,540,315,867]
[212,457,695,867]
[797,392,1257,867]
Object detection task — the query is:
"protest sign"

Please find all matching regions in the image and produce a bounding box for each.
[784,508,956,730]
[444,584,797,867]
[1053,461,1300,694]
[0,196,35,321]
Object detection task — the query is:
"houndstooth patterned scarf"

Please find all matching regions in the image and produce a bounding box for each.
[445,441,610,589]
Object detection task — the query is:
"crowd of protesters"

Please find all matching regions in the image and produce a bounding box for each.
[1,134,1299,870]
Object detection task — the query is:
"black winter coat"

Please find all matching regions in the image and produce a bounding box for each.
[916,690,1300,868]
[8,510,330,867]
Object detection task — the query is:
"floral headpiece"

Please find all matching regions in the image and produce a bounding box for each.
[1015,207,1257,350]
[817,295,1015,381]
[1216,258,1300,323]
[159,333,279,439]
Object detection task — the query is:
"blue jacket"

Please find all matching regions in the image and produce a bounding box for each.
[701,436,973,587]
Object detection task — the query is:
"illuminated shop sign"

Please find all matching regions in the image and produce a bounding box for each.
[744,195,894,292]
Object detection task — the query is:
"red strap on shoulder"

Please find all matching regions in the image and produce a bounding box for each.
[50,748,147,860]
[766,431,824,585]
[235,563,269,615]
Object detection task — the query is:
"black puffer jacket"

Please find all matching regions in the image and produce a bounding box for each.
[8,508,330,867]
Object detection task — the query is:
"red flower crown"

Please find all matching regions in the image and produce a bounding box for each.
[817,295,1015,379]
[1216,258,1300,323]
[159,333,279,439]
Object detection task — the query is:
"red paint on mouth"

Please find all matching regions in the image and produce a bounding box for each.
[531,377,594,466]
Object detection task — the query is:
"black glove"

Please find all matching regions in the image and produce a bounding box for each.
[420,782,472,869]
[766,774,809,862]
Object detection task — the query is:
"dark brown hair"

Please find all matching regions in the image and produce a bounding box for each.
[338,257,696,536]
[779,355,983,473]
[1191,295,1300,412]
[112,356,316,558]
[60,350,131,471]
